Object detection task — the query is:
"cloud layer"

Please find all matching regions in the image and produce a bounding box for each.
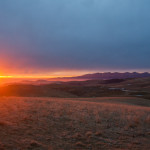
[0,0,150,75]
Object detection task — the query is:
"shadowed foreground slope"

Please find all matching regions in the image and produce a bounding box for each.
[0,97,150,149]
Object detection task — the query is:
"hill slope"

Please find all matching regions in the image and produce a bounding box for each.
[0,97,149,150]
[0,77,150,100]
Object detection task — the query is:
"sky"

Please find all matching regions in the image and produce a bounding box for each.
[0,0,150,77]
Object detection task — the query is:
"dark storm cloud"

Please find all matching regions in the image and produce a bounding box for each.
[0,0,150,73]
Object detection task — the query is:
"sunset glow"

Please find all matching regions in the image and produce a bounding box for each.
[0,75,72,79]
[0,76,13,78]
[0,1,149,149]
[0,68,99,79]
[0,0,149,78]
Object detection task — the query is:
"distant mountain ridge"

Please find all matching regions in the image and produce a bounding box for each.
[62,72,150,80]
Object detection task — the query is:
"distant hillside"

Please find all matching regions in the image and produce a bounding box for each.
[62,72,150,80]
[0,77,150,99]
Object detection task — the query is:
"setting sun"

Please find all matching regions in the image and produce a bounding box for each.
[0,0,149,149]
[0,76,13,78]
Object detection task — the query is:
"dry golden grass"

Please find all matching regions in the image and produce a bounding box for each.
[0,97,149,149]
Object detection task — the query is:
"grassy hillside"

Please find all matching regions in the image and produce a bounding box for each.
[0,77,150,99]
[0,97,149,149]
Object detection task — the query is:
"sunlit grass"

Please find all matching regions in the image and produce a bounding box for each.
[0,97,149,149]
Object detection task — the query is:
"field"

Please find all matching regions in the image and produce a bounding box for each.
[0,97,150,150]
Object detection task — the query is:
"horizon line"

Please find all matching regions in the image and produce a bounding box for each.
[0,71,150,79]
